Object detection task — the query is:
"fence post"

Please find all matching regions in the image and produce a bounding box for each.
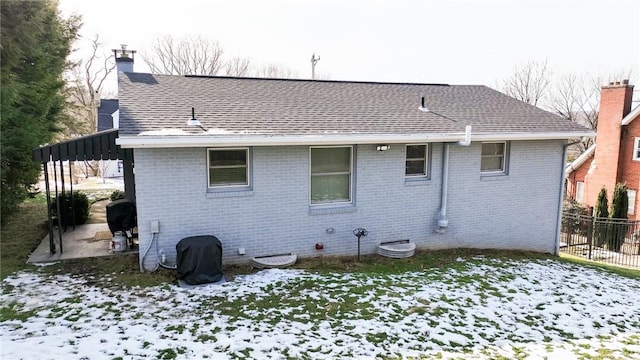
[587,214,594,260]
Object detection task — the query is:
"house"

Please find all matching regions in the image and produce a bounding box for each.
[114,71,592,271]
[565,80,639,219]
[96,99,123,178]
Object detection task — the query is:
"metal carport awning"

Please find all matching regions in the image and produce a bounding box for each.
[32,129,135,255]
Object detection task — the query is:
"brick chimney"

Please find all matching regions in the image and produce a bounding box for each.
[113,44,136,73]
[583,80,634,206]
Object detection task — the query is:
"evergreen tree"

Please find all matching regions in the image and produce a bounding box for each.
[0,0,79,220]
[609,183,629,252]
[595,187,609,218]
[610,183,629,219]
[593,187,609,247]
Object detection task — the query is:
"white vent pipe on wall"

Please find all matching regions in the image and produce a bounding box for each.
[436,125,472,234]
[458,125,472,146]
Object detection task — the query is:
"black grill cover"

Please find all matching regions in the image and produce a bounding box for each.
[176,235,223,285]
[106,199,136,235]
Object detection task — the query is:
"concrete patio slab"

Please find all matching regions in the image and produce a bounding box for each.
[27,223,138,264]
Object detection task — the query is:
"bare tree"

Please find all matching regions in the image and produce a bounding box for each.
[64,34,116,177]
[501,59,552,107]
[254,63,299,79]
[143,35,225,76]
[224,56,252,77]
[500,60,637,155]
[64,34,116,135]
[548,74,601,152]
[143,35,301,79]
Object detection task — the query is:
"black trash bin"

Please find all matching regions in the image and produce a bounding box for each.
[106,199,136,236]
[176,235,223,285]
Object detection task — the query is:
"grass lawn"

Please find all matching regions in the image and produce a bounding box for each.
[1,198,640,359]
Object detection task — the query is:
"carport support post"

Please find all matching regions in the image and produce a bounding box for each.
[69,161,75,230]
[53,161,63,254]
[123,155,135,201]
[43,162,55,254]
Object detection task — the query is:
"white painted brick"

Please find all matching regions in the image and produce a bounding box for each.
[134,141,563,270]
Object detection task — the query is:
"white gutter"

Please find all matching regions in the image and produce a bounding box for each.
[564,144,595,176]
[116,130,594,148]
[469,131,594,142]
[621,105,640,126]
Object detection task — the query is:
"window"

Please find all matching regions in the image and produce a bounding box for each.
[576,182,585,203]
[628,190,637,215]
[406,144,428,177]
[481,142,508,174]
[633,138,640,161]
[310,146,352,204]
[207,148,249,188]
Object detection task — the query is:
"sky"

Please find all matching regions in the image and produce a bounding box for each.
[58,0,640,95]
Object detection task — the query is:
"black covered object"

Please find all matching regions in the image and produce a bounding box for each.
[176,235,223,285]
[106,199,136,235]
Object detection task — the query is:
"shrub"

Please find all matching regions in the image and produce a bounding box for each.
[51,192,90,226]
[593,187,609,247]
[562,198,587,234]
[110,190,125,201]
[608,183,629,252]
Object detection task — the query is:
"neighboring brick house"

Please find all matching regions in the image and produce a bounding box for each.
[566,81,640,219]
[115,72,591,270]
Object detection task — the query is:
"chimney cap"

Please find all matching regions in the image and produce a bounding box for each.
[113,45,136,62]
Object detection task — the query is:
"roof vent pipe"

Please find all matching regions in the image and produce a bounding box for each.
[419,96,429,112]
[187,107,202,127]
[458,125,472,146]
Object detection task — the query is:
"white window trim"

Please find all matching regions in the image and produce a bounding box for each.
[481,141,509,175]
[633,137,640,161]
[207,147,251,189]
[405,144,429,178]
[628,189,636,215]
[576,181,585,204]
[309,145,353,206]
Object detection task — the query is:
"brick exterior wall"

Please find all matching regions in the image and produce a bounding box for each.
[134,140,564,270]
[567,81,638,218]
[583,82,634,207]
[619,118,640,218]
[567,156,593,199]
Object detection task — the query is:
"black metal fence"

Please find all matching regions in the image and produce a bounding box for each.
[561,212,640,268]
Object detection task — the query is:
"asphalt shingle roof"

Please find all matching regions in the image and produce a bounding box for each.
[97,99,119,131]
[118,73,590,137]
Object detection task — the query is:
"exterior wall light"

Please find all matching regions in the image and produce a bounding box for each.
[376,145,390,151]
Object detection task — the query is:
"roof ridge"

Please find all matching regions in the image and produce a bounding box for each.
[179,74,451,87]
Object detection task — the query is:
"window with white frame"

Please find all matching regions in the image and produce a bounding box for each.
[633,138,640,161]
[207,148,249,188]
[310,146,352,204]
[576,181,585,203]
[628,189,636,215]
[406,144,428,177]
[481,142,508,174]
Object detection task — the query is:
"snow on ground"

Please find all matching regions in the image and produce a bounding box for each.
[1,258,640,359]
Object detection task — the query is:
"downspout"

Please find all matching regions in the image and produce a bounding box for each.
[436,125,472,233]
[436,143,451,233]
[554,139,581,255]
